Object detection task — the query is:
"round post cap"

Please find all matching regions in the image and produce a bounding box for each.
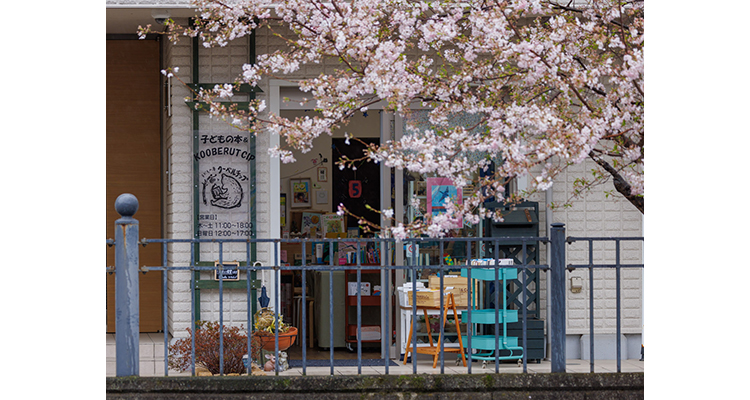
[115,193,139,217]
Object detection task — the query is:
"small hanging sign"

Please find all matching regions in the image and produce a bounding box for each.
[214,261,240,281]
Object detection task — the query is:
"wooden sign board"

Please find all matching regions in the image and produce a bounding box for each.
[214,261,240,281]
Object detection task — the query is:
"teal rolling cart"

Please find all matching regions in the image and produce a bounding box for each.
[460,260,524,367]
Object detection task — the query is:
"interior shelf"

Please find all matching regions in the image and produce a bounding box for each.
[344,268,392,345]
[346,296,381,306]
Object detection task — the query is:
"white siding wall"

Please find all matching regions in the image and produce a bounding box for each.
[164,26,195,338]
[551,158,643,337]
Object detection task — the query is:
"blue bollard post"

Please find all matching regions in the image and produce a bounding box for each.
[114,193,140,377]
[550,223,566,373]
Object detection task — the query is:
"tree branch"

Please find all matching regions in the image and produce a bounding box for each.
[589,152,643,213]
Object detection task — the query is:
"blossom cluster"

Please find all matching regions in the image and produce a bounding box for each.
[153,0,644,237]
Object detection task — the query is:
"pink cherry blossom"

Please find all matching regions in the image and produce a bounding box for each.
[153,0,644,236]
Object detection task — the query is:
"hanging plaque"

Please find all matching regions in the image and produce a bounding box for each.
[213,261,240,281]
[194,131,255,239]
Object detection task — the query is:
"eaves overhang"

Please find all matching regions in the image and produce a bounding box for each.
[106,1,196,35]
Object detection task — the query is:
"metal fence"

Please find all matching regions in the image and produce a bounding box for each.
[108,194,643,377]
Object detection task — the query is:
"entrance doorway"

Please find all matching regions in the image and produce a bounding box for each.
[106,39,163,333]
[331,137,381,230]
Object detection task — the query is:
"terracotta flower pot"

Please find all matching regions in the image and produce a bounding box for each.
[256,327,298,351]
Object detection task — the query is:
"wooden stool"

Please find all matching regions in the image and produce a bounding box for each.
[402,293,467,368]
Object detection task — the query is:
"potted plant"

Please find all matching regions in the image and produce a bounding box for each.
[252,307,297,351]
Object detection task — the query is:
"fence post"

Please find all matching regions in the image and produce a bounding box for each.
[114,193,140,377]
[549,223,566,373]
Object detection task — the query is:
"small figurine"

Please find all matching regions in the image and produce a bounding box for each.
[277,351,289,371]
[263,352,289,372]
[264,354,276,372]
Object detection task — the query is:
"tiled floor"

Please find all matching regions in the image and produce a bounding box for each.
[107,333,168,377]
[106,334,644,377]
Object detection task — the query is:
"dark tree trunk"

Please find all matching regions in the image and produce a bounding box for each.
[589,153,644,214]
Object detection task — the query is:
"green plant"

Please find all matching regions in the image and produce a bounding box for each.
[253,307,291,334]
[168,320,260,375]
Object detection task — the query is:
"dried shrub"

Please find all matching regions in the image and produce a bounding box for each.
[168,321,260,375]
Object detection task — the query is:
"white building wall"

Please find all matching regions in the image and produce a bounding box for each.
[164,26,195,339]
[550,158,644,359]
[552,158,643,335]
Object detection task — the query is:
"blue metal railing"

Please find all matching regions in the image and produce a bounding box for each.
[567,236,645,373]
[108,194,643,377]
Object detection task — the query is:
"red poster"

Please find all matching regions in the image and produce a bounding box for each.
[349,180,362,198]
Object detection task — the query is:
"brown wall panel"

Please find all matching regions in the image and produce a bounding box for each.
[106,39,163,333]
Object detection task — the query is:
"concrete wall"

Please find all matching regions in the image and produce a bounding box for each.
[107,373,645,399]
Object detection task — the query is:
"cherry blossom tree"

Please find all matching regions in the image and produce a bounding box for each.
[145,0,643,238]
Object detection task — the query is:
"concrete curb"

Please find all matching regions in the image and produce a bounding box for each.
[107,372,644,399]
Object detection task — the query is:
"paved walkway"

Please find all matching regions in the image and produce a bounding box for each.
[267,359,644,376]
[107,334,644,377]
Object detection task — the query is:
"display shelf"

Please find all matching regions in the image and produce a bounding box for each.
[346,296,381,307]
[344,267,389,345]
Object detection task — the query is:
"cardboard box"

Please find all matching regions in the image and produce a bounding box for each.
[426,275,478,307]
[405,289,472,307]
[428,275,468,288]
[446,286,470,307]
[405,289,442,307]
